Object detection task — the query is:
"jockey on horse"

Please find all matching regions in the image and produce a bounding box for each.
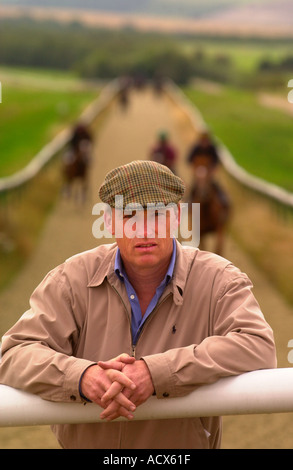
[150,130,177,174]
[62,123,93,203]
[186,131,231,255]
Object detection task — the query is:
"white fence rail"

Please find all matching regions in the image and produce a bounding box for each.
[0,79,120,194]
[2,78,292,210]
[1,368,293,427]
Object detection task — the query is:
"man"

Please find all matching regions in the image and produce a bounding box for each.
[0,160,276,449]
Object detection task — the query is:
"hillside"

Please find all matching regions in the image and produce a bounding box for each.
[0,0,292,36]
[0,0,274,19]
[209,0,293,26]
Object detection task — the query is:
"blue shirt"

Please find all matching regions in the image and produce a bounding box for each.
[115,239,176,345]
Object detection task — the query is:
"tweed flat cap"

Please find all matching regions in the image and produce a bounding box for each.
[99,160,185,209]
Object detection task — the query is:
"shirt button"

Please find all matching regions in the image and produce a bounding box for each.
[130,294,135,300]
[162,392,169,398]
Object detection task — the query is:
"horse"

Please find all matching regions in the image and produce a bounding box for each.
[62,138,92,205]
[187,154,231,256]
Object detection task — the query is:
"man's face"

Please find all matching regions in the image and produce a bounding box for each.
[109,207,179,271]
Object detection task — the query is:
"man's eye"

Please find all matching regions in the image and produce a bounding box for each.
[123,213,135,220]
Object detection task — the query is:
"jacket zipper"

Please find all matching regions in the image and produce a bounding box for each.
[132,292,173,354]
[110,284,134,356]
[111,283,173,358]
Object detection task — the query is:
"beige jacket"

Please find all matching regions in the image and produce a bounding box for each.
[0,241,276,449]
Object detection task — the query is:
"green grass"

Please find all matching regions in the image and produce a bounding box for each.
[0,66,101,291]
[183,85,293,192]
[0,66,99,177]
[181,38,293,73]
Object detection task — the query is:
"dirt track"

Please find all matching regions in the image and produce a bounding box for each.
[0,87,293,449]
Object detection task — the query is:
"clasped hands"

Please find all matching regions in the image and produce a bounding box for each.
[80,353,154,421]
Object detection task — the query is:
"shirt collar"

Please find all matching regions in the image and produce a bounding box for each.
[115,238,177,285]
[87,240,197,307]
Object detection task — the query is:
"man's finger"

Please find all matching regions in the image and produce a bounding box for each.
[98,354,135,371]
[117,353,136,364]
[107,369,136,391]
[101,384,136,410]
[98,360,123,370]
[100,400,135,421]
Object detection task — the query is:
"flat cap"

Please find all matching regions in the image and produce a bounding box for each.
[99,160,185,209]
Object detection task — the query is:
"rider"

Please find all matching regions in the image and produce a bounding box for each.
[67,123,92,166]
[70,123,93,155]
[62,123,93,201]
[150,130,177,174]
[186,130,229,208]
[187,130,219,177]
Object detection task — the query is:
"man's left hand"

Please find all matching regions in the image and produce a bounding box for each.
[98,358,154,421]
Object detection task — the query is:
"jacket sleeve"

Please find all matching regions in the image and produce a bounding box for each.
[143,265,277,399]
[0,266,95,403]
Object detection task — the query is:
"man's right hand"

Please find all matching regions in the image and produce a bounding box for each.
[80,361,137,420]
[98,359,154,421]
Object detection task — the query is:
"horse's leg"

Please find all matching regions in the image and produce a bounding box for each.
[214,226,225,256]
[73,176,88,205]
[198,234,206,251]
[81,178,88,204]
[62,178,71,199]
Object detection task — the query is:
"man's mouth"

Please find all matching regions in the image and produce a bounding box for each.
[135,242,157,250]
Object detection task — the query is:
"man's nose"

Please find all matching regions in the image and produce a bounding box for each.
[135,213,155,238]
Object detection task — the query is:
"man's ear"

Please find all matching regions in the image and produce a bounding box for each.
[104,209,115,235]
[171,204,181,228]
[176,204,181,226]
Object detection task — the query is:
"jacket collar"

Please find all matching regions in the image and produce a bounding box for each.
[172,240,198,305]
[87,243,117,288]
[87,240,198,306]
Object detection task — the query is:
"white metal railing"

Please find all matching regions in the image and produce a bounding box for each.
[1,368,293,427]
[0,79,120,194]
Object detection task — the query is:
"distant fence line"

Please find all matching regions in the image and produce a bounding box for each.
[1,78,292,214]
[0,79,120,196]
[166,81,293,215]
